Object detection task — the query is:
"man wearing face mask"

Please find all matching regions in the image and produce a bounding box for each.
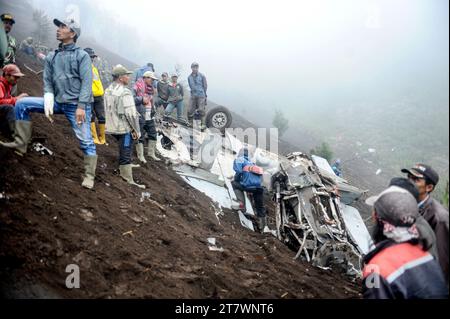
[0,18,96,190]
[0,64,28,139]
[363,186,448,299]
[1,13,17,67]
[402,164,449,284]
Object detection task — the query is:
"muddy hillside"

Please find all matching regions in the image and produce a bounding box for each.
[0,52,361,298]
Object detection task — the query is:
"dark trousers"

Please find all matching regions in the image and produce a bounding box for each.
[231,181,266,217]
[0,105,15,138]
[91,96,105,124]
[155,97,168,110]
[188,96,206,122]
[112,133,133,166]
[138,118,157,144]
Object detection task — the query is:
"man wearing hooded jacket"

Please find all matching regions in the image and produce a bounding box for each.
[232,148,267,232]
[363,186,448,299]
[0,18,97,190]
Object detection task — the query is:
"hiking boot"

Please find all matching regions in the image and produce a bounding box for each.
[0,120,32,154]
[120,164,146,189]
[147,140,161,161]
[136,143,147,164]
[81,155,98,190]
[257,216,268,233]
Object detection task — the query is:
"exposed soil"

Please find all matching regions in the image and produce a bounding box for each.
[0,52,361,299]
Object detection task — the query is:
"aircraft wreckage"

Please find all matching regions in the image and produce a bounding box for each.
[155,115,373,276]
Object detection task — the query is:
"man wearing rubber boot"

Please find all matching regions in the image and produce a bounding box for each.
[133,71,160,163]
[104,65,145,189]
[0,64,28,140]
[85,48,106,145]
[188,62,208,131]
[232,148,267,233]
[0,18,97,190]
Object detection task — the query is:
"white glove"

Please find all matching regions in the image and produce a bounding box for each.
[44,92,54,119]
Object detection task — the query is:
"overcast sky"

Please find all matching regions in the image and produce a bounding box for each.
[28,0,449,126]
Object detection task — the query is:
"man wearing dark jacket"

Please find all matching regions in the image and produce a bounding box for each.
[155,72,170,110]
[0,18,97,190]
[363,186,448,299]
[232,148,267,232]
[165,74,184,121]
[402,164,449,284]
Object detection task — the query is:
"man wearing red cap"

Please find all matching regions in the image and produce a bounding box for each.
[1,17,97,190]
[0,64,28,138]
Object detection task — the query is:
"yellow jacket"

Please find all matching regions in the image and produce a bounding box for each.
[92,64,104,97]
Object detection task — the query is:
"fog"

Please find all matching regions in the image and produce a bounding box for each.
[25,0,448,121]
[2,0,449,195]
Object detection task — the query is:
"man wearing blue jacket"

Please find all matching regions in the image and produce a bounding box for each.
[232,148,267,232]
[0,18,97,190]
[188,62,208,130]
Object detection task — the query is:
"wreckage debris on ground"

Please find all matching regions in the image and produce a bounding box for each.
[0,53,362,299]
[158,118,373,277]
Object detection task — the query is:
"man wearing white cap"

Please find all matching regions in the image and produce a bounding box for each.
[0,17,97,190]
[0,64,28,139]
[133,71,160,163]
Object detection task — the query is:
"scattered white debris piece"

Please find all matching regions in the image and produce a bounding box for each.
[368,148,376,153]
[122,231,134,237]
[317,266,332,271]
[356,142,363,147]
[0,192,6,200]
[140,192,152,203]
[32,142,53,155]
[238,211,255,231]
[210,203,223,224]
[79,209,94,222]
[376,169,382,176]
[263,226,277,237]
[207,238,224,252]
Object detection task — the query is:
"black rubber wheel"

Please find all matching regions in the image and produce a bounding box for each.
[205,106,232,131]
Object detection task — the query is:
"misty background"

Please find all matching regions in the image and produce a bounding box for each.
[2,0,449,199]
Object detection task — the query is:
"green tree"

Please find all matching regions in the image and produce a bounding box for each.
[273,109,289,137]
[310,142,334,162]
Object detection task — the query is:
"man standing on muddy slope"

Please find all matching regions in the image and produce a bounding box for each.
[402,164,449,285]
[188,62,208,130]
[0,18,97,190]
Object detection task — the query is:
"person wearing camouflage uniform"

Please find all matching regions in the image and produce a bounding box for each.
[1,14,17,67]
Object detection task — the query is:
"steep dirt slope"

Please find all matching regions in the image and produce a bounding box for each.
[0,53,361,299]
